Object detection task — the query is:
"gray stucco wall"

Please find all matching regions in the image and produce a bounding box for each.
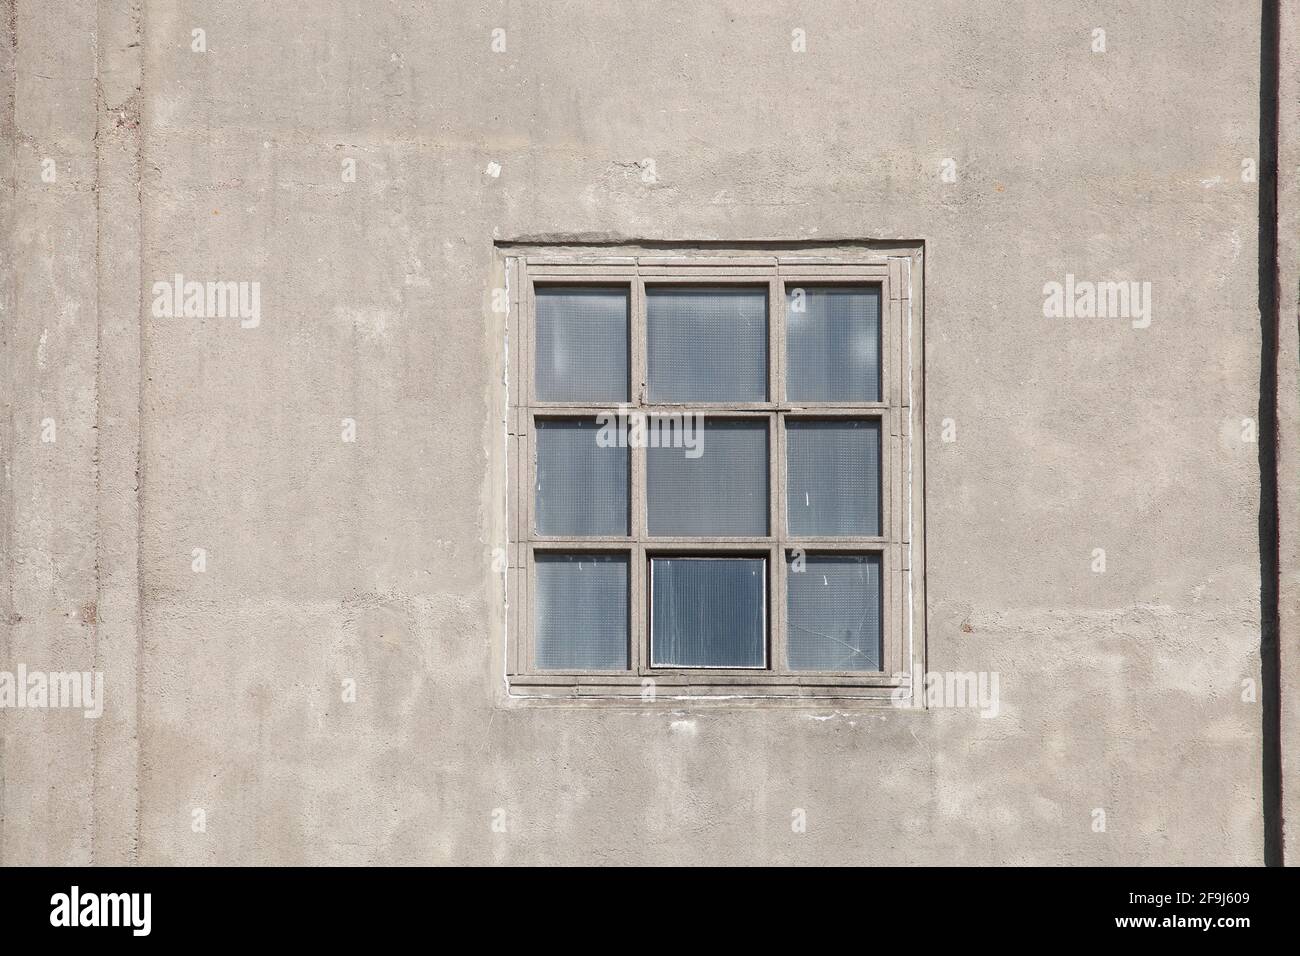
[2,1,1294,865]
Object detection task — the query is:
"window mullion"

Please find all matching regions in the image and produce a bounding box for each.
[631,420,647,676]
[772,411,787,675]
[632,270,647,674]
[632,272,646,407]
[632,539,646,676]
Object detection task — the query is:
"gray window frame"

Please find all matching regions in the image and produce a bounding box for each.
[501,247,925,701]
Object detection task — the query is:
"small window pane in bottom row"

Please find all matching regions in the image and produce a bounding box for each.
[651,557,766,668]
[787,554,881,671]
[535,554,628,670]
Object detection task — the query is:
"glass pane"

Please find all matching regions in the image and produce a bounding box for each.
[535,418,629,536]
[651,557,766,667]
[535,553,628,670]
[786,419,881,536]
[786,285,881,401]
[535,287,628,402]
[647,287,767,402]
[787,554,882,670]
[648,419,768,535]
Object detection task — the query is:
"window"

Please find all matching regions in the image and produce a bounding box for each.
[502,248,924,699]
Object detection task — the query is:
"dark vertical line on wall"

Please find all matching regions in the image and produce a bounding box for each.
[1258,0,1283,868]
[135,0,147,866]
[90,1,102,867]
[0,0,16,870]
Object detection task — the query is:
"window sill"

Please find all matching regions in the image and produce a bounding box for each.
[506,671,911,701]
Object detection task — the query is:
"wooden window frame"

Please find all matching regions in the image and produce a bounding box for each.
[502,248,925,702]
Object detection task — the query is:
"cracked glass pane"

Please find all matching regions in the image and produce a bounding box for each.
[786,553,881,670]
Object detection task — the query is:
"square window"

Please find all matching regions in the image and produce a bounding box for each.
[535,418,629,536]
[787,554,882,670]
[535,553,629,670]
[786,285,881,402]
[787,419,881,536]
[535,287,629,402]
[509,250,922,698]
[647,287,767,402]
[648,419,768,536]
[650,557,766,668]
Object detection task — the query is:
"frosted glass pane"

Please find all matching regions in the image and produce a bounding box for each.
[786,286,881,401]
[535,419,629,536]
[651,557,765,667]
[787,419,880,536]
[647,420,768,535]
[535,287,629,401]
[535,553,628,670]
[787,554,881,671]
[647,288,767,401]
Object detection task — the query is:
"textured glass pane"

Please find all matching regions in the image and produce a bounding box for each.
[535,287,628,402]
[535,419,629,536]
[787,554,881,670]
[648,420,768,535]
[651,557,765,667]
[647,288,767,402]
[535,553,628,670]
[786,286,881,401]
[787,419,880,536]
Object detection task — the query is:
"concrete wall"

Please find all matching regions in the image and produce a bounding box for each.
[2,0,1294,865]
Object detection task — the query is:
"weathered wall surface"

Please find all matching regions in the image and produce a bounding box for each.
[3,0,1292,864]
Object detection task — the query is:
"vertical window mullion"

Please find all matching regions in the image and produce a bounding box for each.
[772,274,786,674]
[523,413,536,542]
[631,276,647,540]
[881,407,896,676]
[888,407,901,674]
[883,270,895,409]
[632,272,646,408]
[632,540,646,676]
[885,407,896,546]
[632,270,648,673]
[884,543,898,678]
[770,541,785,676]
[521,262,534,405]
[524,543,537,671]
[773,277,787,675]
[771,411,786,674]
[887,263,902,673]
[770,275,782,405]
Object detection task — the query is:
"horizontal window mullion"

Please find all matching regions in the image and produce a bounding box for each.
[529,537,634,546]
[529,541,633,551]
[642,538,774,548]
[780,406,890,417]
[527,267,639,279]
[636,403,776,413]
[636,268,777,279]
[783,539,888,550]
[527,405,635,416]
[779,270,889,282]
